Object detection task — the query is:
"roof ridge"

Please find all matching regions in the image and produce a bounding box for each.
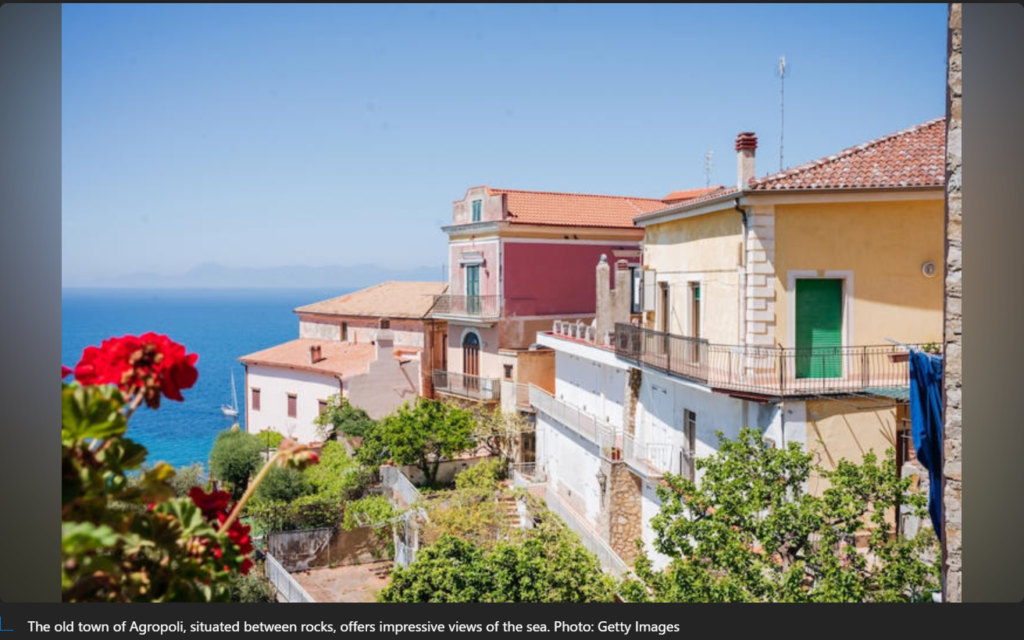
[489,187,666,203]
[751,116,945,187]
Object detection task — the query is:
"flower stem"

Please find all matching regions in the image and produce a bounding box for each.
[218,450,284,534]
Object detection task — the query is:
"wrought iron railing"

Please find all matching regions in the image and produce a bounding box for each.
[614,323,918,398]
[431,294,501,319]
[529,385,619,459]
[433,370,501,402]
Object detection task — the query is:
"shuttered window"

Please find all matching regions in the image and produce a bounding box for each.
[795,279,843,379]
[471,200,482,222]
[252,388,261,411]
[642,270,657,312]
[287,393,297,418]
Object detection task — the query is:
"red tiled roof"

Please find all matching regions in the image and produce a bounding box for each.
[662,186,726,203]
[238,339,377,378]
[749,117,946,190]
[633,186,741,224]
[485,188,668,229]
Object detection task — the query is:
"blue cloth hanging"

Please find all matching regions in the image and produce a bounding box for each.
[908,349,944,539]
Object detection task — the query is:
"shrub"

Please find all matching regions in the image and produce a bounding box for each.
[171,462,208,498]
[314,394,376,440]
[228,564,277,603]
[209,429,264,500]
[454,458,502,491]
[254,466,310,503]
[256,430,284,449]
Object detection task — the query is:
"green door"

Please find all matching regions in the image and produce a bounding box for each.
[795,279,843,379]
[466,265,481,315]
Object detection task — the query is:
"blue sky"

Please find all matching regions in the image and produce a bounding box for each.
[62,3,948,286]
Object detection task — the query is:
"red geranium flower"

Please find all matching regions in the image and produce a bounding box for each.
[188,487,232,520]
[73,333,198,408]
[62,365,72,379]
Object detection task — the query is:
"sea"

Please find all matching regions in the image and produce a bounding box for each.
[61,287,351,469]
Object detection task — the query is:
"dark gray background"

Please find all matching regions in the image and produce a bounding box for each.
[0,1,1021,606]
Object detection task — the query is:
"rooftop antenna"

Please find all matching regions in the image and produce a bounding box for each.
[703,150,714,189]
[776,55,787,171]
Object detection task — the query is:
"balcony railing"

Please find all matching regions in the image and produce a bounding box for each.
[431,294,501,319]
[614,323,918,398]
[621,433,694,480]
[529,385,618,458]
[433,370,501,402]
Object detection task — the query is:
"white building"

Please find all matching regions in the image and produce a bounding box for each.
[238,281,449,444]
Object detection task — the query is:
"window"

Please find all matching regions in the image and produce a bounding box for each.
[318,399,328,416]
[471,199,482,222]
[341,322,348,341]
[287,393,297,418]
[504,364,514,380]
[630,267,642,314]
[683,409,697,481]
[252,388,261,411]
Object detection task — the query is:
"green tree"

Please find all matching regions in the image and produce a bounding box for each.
[314,394,376,440]
[255,429,283,450]
[379,522,617,603]
[254,466,310,503]
[363,398,476,486]
[209,429,264,501]
[171,462,207,498]
[619,427,940,603]
[304,440,367,499]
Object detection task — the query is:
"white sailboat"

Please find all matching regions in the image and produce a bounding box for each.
[222,369,239,418]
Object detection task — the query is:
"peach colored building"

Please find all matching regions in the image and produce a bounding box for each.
[238,281,448,444]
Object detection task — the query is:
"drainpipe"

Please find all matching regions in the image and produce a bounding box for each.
[735,199,748,349]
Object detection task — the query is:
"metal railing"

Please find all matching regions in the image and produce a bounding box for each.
[621,433,694,480]
[381,465,424,509]
[508,462,545,487]
[431,294,501,319]
[265,552,316,603]
[433,370,501,402]
[543,486,630,579]
[529,385,618,458]
[614,323,918,398]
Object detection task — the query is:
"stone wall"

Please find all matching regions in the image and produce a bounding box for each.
[943,1,963,604]
[602,461,643,563]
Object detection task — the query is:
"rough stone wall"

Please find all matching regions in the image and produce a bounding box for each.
[943,1,963,604]
[603,462,643,563]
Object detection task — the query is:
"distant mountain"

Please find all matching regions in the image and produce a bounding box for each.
[77,262,444,289]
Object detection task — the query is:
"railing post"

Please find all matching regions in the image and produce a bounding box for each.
[861,348,869,390]
[778,345,785,396]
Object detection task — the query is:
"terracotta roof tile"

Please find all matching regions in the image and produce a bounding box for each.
[485,188,669,229]
[239,339,376,377]
[662,186,726,202]
[750,117,946,191]
[296,281,448,319]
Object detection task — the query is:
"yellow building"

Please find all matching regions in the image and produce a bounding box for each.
[625,118,945,500]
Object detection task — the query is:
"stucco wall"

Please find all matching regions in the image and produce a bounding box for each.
[804,397,898,496]
[554,350,627,429]
[536,414,605,526]
[299,320,342,341]
[445,323,503,380]
[449,239,499,298]
[503,241,636,317]
[298,314,426,348]
[345,344,420,420]
[641,208,744,345]
[773,200,945,347]
[452,187,504,226]
[245,364,343,444]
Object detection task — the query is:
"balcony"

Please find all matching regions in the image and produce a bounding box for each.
[614,323,919,399]
[621,433,694,481]
[529,385,618,459]
[501,381,533,411]
[433,370,501,402]
[431,294,501,320]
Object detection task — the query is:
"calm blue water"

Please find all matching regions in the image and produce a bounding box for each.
[61,288,351,469]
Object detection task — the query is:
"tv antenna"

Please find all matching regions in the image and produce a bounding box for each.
[776,55,787,171]
[703,150,714,189]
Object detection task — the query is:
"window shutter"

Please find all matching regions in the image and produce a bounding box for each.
[795,279,843,379]
[642,270,657,312]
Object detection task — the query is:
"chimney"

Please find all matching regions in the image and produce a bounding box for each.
[612,260,631,327]
[594,255,612,341]
[735,132,757,190]
[309,344,323,364]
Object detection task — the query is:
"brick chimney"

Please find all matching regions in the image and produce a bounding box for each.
[735,132,757,190]
[309,344,323,364]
